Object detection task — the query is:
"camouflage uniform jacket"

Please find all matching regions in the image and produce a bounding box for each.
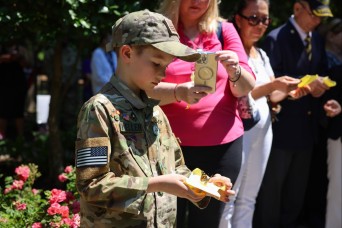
[75,76,209,228]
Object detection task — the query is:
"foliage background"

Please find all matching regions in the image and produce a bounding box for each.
[0,0,341,188]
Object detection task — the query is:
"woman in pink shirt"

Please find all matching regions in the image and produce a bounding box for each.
[148,0,255,227]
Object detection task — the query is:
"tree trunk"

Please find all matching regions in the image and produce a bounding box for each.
[48,40,64,184]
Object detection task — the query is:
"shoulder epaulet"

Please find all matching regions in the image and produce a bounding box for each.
[95,94,121,134]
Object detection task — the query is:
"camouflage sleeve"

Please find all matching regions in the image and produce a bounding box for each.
[160,110,210,209]
[172,133,210,209]
[172,133,190,177]
[75,98,148,215]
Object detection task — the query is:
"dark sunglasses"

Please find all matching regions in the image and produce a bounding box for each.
[238,13,271,26]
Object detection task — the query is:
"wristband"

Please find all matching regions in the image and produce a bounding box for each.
[229,65,241,86]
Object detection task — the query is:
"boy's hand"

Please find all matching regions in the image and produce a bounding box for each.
[147,174,206,202]
[208,174,235,203]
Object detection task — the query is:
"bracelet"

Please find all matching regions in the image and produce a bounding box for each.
[228,65,241,83]
[174,84,181,102]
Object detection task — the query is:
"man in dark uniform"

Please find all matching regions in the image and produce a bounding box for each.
[253,0,333,227]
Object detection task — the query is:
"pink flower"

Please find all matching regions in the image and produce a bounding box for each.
[71,214,80,228]
[14,201,27,210]
[47,203,61,215]
[66,191,75,203]
[71,201,80,214]
[4,187,12,194]
[49,189,67,204]
[15,165,30,182]
[61,217,73,226]
[32,188,39,195]
[59,205,70,218]
[49,221,61,228]
[12,180,24,190]
[64,166,73,174]
[32,222,43,228]
[47,203,69,218]
[58,174,68,182]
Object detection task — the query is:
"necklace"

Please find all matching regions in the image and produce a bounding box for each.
[248,47,260,74]
[249,56,259,74]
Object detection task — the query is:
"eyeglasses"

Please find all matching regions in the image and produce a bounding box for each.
[238,13,271,26]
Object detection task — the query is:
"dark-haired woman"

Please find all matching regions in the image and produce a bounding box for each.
[219,1,300,227]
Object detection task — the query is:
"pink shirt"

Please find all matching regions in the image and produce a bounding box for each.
[161,22,254,146]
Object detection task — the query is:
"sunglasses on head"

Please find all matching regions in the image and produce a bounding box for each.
[238,13,271,26]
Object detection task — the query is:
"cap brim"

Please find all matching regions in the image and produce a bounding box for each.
[313,7,333,17]
[152,41,200,62]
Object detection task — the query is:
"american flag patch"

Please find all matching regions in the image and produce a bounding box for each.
[76,146,108,167]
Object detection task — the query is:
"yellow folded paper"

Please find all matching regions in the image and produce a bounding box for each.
[298,75,337,88]
[323,76,337,87]
[184,168,226,201]
[298,74,319,87]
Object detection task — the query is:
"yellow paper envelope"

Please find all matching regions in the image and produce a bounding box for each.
[184,168,225,201]
[323,76,337,87]
[298,74,319,87]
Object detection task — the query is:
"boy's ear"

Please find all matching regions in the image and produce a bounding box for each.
[120,45,133,63]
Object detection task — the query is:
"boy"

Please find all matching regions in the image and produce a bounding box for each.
[75,10,234,227]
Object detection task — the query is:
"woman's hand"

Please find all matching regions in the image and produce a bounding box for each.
[215,50,255,97]
[176,81,211,104]
[288,86,311,99]
[272,76,300,93]
[147,174,206,202]
[215,50,240,76]
[208,174,235,203]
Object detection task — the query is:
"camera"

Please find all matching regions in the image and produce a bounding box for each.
[194,52,218,94]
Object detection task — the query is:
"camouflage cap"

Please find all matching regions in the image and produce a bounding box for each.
[105,10,200,62]
[303,0,333,17]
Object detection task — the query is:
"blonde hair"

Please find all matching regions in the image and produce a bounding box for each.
[157,0,222,33]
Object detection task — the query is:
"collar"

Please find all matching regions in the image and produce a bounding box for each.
[109,75,160,109]
[289,15,312,44]
[177,23,217,51]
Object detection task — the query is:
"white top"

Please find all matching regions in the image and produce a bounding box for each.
[247,48,274,123]
[226,48,275,228]
[243,49,274,148]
